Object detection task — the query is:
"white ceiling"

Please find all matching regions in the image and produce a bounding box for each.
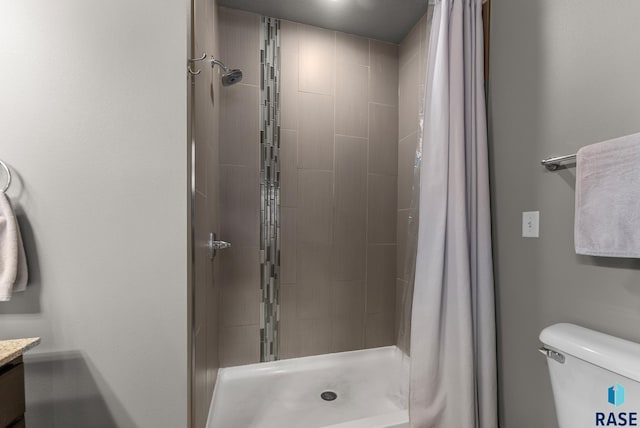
[218,0,428,43]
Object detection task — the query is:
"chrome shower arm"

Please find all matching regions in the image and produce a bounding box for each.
[210,58,230,73]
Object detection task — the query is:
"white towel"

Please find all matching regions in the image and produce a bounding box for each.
[575,132,640,257]
[0,193,28,301]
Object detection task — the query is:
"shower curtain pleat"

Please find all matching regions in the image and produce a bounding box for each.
[409,0,498,427]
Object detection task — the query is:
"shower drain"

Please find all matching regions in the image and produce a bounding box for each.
[320,391,338,401]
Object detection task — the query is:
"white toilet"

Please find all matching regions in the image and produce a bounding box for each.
[540,323,640,428]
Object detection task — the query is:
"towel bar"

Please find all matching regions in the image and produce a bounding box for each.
[0,160,11,193]
[541,154,576,171]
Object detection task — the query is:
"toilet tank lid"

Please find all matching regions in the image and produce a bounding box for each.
[540,323,640,383]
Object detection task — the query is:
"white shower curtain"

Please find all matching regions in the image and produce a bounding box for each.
[409,0,497,427]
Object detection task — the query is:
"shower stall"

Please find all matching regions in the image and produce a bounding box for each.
[187,1,431,427]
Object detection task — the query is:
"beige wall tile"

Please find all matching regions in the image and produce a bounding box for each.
[399,19,421,70]
[222,287,260,326]
[297,241,332,285]
[280,129,298,207]
[279,317,301,359]
[219,7,261,86]
[419,11,432,86]
[194,256,209,336]
[206,144,221,232]
[365,312,394,348]
[395,278,412,354]
[209,17,406,359]
[221,325,260,367]
[194,191,213,329]
[298,24,335,95]
[366,244,397,314]
[205,294,220,373]
[194,73,215,194]
[298,92,334,170]
[398,54,420,141]
[331,318,365,353]
[281,88,299,134]
[332,240,366,281]
[396,209,409,280]
[297,282,331,320]
[297,169,333,244]
[334,136,367,206]
[279,285,301,359]
[220,84,260,167]
[336,32,370,66]
[296,242,331,321]
[392,15,426,356]
[334,136,366,245]
[194,328,208,428]
[395,279,407,331]
[280,20,299,130]
[217,246,260,290]
[368,174,398,244]
[369,103,399,176]
[418,83,426,118]
[398,132,419,210]
[194,135,208,196]
[333,136,366,280]
[219,165,260,247]
[206,284,220,390]
[299,319,332,356]
[280,284,298,321]
[193,1,220,412]
[332,280,365,318]
[369,41,398,106]
[208,75,221,154]
[281,207,297,285]
[335,62,369,138]
[194,194,214,394]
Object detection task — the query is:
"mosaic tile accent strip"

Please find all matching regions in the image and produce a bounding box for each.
[259,16,281,362]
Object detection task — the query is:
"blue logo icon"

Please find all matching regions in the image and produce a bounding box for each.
[609,384,625,407]
[596,384,636,426]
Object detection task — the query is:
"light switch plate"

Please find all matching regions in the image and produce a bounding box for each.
[522,211,540,238]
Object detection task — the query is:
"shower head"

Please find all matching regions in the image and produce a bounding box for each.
[221,69,243,86]
[211,58,243,86]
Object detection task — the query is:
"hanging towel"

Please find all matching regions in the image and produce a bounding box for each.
[575,132,640,257]
[0,193,28,301]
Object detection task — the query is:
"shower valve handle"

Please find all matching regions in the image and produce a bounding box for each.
[212,240,232,250]
[209,232,232,259]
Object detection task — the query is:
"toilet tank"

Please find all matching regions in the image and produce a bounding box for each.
[540,323,640,428]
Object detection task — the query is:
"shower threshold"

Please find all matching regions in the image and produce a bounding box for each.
[206,346,409,428]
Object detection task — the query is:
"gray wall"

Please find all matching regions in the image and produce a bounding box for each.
[489,1,640,427]
[0,1,189,427]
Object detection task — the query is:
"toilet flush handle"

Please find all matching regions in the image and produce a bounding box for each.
[539,346,565,364]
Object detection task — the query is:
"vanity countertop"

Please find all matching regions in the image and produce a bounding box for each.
[0,338,40,367]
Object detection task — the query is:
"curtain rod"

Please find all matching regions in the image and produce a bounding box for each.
[540,154,577,171]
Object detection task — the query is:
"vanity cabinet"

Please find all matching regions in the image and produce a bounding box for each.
[0,356,26,427]
[0,338,39,428]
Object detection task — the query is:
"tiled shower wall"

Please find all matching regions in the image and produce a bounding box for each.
[217,7,262,367]
[218,7,401,363]
[278,21,400,358]
[396,12,431,353]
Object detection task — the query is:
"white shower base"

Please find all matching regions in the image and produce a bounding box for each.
[206,346,410,428]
